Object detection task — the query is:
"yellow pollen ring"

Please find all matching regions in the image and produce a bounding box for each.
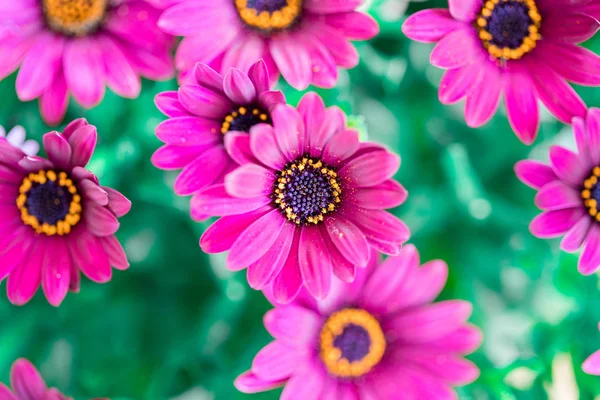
[17,170,82,236]
[234,0,302,32]
[42,0,108,36]
[582,167,600,221]
[221,106,269,134]
[319,309,387,378]
[273,157,342,226]
[477,0,542,61]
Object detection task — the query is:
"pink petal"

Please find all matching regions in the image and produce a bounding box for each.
[247,223,295,290]
[321,129,359,165]
[449,0,482,21]
[339,151,400,187]
[535,181,582,210]
[263,305,321,347]
[514,160,558,190]
[271,232,303,304]
[399,350,479,385]
[98,36,141,98]
[324,12,379,40]
[223,131,258,165]
[7,241,43,306]
[536,41,600,86]
[234,371,285,394]
[561,215,592,252]
[549,145,588,187]
[10,359,47,400]
[155,116,220,146]
[155,91,190,118]
[0,384,17,400]
[174,146,229,195]
[579,224,600,275]
[587,108,600,165]
[438,64,481,105]
[193,63,224,93]
[64,38,105,108]
[250,124,287,170]
[430,28,478,69]
[248,59,271,93]
[68,124,97,167]
[543,12,600,44]
[323,215,369,267]
[191,184,270,216]
[42,131,72,170]
[223,68,257,104]
[426,324,483,355]
[84,203,120,237]
[39,73,68,126]
[299,227,332,300]
[79,179,109,206]
[304,0,362,13]
[225,164,275,199]
[272,105,304,162]
[99,235,129,270]
[505,64,539,145]
[178,85,231,119]
[16,32,64,101]
[530,208,586,238]
[105,187,131,217]
[348,180,408,209]
[465,63,502,128]
[280,359,327,400]
[42,237,71,307]
[252,341,300,381]
[270,34,312,90]
[402,9,465,43]
[583,350,600,375]
[69,228,112,283]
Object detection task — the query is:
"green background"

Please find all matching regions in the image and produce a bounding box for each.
[1,0,600,398]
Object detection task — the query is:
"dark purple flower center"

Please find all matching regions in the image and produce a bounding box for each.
[333,324,372,363]
[42,0,108,36]
[477,0,541,60]
[17,170,82,236]
[273,158,341,225]
[221,106,270,134]
[486,2,532,49]
[581,167,600,220]
[234,0,302,32]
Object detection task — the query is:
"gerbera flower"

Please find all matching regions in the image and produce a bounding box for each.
[0,0,174,125]
[235,245,482,398]
[152,60,285,220]
[583,322,600,376]
[0,125,39,156]
[515,108,600,274]
[402,0,600,144]
[157,0,379,89]
[197,92,409,301]
[0,118,131,306]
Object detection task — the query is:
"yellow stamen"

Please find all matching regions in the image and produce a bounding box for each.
[42,0,108,36]
[235,0,302,32]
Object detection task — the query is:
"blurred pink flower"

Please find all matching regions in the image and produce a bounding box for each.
[152,60,285,221]
[583,323,600,375]
[402,0,600,144]
[235,245,482,399]
[197,92,409,302]
[0,0,174,125]
[0,119,131,306]
[0,125,39,156]
[157,0,379,89]
[516,108,600,275]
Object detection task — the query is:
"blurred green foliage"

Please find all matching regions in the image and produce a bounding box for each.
[1,0,600,398]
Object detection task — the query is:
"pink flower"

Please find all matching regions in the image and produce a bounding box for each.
[152,60,285,220]
[0,125,39,156]
[0,119,131,306]
[197,92,409,302]
[583,323,600,376]
[157,0,379,89]
[402,0,600,145]
[235,245,482,399]
[0,0,174,125]
[516,108,600,275]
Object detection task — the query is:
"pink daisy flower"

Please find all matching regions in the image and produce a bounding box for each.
[0,358,107,400]
[402,0,600,145]
[0,0,174,125]
[583,323,600,376]
[0,118,131,306]
[235,245,482,399]
[157,0,379,89]
[152,60,285,221]
[197,92,410,302]
[515,108,600,275]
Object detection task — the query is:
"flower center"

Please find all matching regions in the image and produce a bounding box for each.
[477,0,541,60]
[234,0,302,33]
[581,167,600,221]
[273,157,341,226]
[17,170,82,236]
[221,106,270,134]
[42,0,108,36]
[320,309,386,378]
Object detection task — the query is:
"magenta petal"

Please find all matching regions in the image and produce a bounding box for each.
[227,209,287,270]
[304,0,362,13]
[84,203,120,237]
[402,9,465,43]
[465,64,502,128]
[247,223,294,290]
[536,41,600,86]
[514,160,557,190]
[583,350,600,375]
[561,216,592,253]
[535,181,582,210]
[263,305,321,347]
[68,124,97,167]
[530,208,586,238]
[62,118,88,140]
[339,151,400,187]
[105,187,131,217]
[191,184,270,216]
[252,341,300,381]
[349,180,408,209]
[299,226,332,300]
[271,232,303,304]
[388,259,450,312]
[543,12,600,44]
[42,131,72,170]
[400,350,479,385]
[448,0,482,22]
[156,116,220,146]
[438,64,481,105]
[16,33,64,101]
[0,384,17,400]
[323,215,369,267]
[272,105,304,162]
[200,206,271,253]
[579,224,600,275]
[280,357,327,400]
[587,108,600,165]
[7,242,43,306]
[79,179,109,206]
[250,124,287,169]
[549,145,588,187]
[258,90,286,112]
[178,85,232,119]
[99,235,129,271]
[430,28,477,69]
[234,371,285,394]
[42,237,71,307]
[321,129,359,165]
[322,228,356,283]
[69,229,112,283]
[174,146,229,195]
[505,65,539,144]
[10,359,47,400]
[154,92,190,118]
[225,164,275,199]
[98,36,140,99]
[224,131,258,165]
[324,12,379,40]
[224,68,257,105]
[248,59,270,93]
[270,34,312,90]
[428,324,483,355]
[64,38,105,108]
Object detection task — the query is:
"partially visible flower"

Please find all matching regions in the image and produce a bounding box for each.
[0,118,131,306]
[516,108,600,274]
[0,358,71,400]
[235,245,482,398]
[152,60,285,220]
[197,92,409,302]
[0,0,174,125]
[0,125,39,156]
[158,0,379,89]
[402,0,600,144]
[583,323,600,376]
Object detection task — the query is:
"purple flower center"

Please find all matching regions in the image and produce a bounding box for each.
[477,0,541,60]
[333,324,372,363]
[486,2,532,49]
[221,106,270,134]
[234,0,302,32]
[17,170,82,236]
[42,0,108,36]
[273,158,342,225]
[581,167,600,220]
